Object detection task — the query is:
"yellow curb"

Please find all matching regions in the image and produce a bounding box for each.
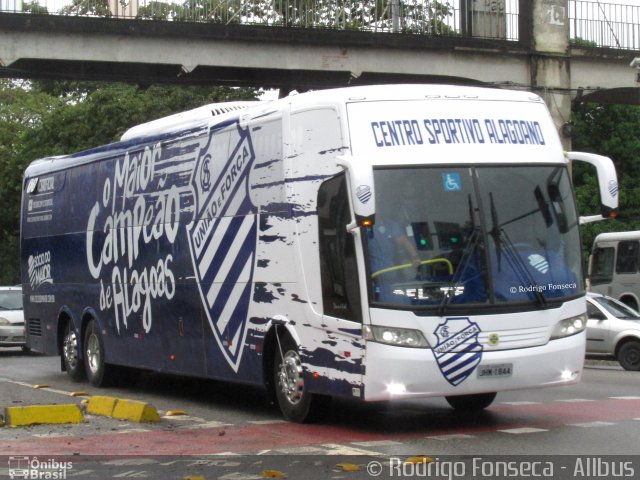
[86,395,118,417]
[86,395,160,422]
[5,404,84,427]
[112,398,160,423]
[165,410,187,416]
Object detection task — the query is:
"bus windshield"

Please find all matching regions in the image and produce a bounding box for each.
[365,165,583,309]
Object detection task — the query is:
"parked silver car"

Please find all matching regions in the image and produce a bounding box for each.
[586,292,640,371]
[0,286,25,349]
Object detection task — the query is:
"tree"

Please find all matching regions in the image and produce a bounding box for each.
[59,0,111,17]
[0,81,257,284]
[571,102,640,259]
[0,79,61,285]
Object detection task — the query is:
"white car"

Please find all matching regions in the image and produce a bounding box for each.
[0,286,26,349]
[586,292,640,371]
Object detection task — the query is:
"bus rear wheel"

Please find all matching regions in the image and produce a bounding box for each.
[62,319,85,382]
[273,335,329,423]
[617,341,640,371]
[445,392,496,411]
[84,319,115,387]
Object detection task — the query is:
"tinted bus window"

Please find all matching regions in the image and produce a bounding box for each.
[615,241,639,274]
[590,247,614,285]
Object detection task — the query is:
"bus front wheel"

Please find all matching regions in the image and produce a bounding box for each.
[84,320,115,387]
[273,335,329,423]
[445,392,496,411]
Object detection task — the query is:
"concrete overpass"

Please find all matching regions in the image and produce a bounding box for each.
[1,0,639,146]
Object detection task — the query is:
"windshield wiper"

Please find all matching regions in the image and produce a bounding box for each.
[437,226,482,317]
[489,193,546,307]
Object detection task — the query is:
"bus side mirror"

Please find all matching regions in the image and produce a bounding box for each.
[336,156,375,230]
[566,152,619,225]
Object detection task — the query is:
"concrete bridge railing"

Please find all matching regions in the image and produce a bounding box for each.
[1,0,639,51]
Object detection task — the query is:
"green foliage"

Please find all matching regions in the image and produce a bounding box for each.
[0,80,257,284]
[59,0,111,17]
[22,1,50,14]
[0,79,59,285]
[570,37,598,48]
[134,0,454,32]
[572,103,640,260]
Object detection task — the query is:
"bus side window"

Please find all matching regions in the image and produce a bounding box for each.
[317,174,362,323]
[615,241,639,274]
[590,247,614,285]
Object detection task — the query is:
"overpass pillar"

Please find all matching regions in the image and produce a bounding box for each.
[529,0,572,149]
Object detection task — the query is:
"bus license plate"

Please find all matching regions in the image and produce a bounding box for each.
[477,363,513,378]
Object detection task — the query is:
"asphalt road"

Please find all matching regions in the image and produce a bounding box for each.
[1,348,639,479]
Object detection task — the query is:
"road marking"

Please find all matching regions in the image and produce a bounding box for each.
[181,421,232,430]
[322,443,382,455]
[351,440,403,447]
[427,434,475,441]
[218,473,263,480]
[568,421,616,428]
[161,415,206,422]
[498,427,548,434]
[609,396,640,400]
[273,446,325,454]
[554,398,594,402]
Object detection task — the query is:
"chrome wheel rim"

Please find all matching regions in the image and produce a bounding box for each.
[86,332,101,375]
[63,326,79,370]
[278,350,304,405]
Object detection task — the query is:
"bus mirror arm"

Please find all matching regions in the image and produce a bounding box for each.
[566,152,619,223]
[336,155,376,220]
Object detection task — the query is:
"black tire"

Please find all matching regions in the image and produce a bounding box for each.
[83,319,115,386]
[617,341,640,371]
[445,392,496,411]
[62,319,85,382]
[273,334,330,423]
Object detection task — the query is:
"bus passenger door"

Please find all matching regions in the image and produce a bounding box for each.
[317,174,365,399]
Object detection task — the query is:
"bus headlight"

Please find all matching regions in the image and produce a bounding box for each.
[550,314,586,339]
[363,325,430,348]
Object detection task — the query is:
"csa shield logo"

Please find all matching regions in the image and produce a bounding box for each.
[187,124,257,372]
[433,317,483,386]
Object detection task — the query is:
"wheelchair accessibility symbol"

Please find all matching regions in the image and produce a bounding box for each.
[442,172,462,192]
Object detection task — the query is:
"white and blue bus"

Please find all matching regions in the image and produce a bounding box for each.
[21,85,618,422]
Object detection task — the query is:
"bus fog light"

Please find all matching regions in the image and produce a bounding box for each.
[363,325,429,348]
[551,314,586,339]
[560,369,575,381]
[386,383,407,395]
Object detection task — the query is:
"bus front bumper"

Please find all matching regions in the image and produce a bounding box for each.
[362,331,585,401]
